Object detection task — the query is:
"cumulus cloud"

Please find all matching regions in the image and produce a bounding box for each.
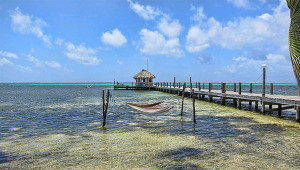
[158,18,182,38]
[127,0,163,20]
[226,53,291,75]
[56,39,100,65]
[0,58,12,66]
[186,0,290,55]
[102,29,127,47]
[44,61,62,69]
[10,7,52,47]
[27,54,43,67]
[227,0,250,8]
[0,50,18,59]
[27,54,62,69]
[139,29,183,57]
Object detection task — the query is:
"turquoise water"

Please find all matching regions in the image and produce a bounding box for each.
[0,84,299,169]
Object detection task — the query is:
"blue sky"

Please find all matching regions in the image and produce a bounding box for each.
[0,0,295,83]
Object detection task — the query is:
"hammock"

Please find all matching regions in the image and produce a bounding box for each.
[125,101,164,108]
[126,103,174,115]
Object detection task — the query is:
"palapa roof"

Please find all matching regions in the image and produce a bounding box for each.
[133,69,155,79]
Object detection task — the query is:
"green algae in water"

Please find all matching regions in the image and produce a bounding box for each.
[0,85,300,169]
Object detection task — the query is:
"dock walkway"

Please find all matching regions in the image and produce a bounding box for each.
[114,83,300,122]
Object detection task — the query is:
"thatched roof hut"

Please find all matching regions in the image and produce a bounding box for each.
[133,69,155,86]
[133,69,155,79]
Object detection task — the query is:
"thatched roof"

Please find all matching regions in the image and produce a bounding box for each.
[133,69,155,79]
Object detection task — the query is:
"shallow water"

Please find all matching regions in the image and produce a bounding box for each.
[0,85,300,169]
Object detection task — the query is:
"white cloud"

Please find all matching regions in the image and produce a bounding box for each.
[56,38,100,65]
[186,0,290,54]
[27,54,43,67]
[27,54,63,69]
[102,29,127,47]
[139,29,183,57]
[226,53,291,75]
[191,6,207,23]
[0,50,18,59]
[158,18,182,38]
[65,42,100,65]
[0,58,12,66]
[45,61,62,69]
[127,0,163,20]
[227,0,250,8]
[10,7,52,47]
[117,60,123,65]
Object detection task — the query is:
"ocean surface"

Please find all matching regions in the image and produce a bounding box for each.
[0,83,300,169]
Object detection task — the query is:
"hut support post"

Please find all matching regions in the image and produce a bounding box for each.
[269,83,273,114]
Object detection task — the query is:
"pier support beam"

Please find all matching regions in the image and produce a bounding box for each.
[255,101,259,110]
[261,101,266,114]
[238,99,242,109]
[278,104,282,117]
[296,106,300,122]
[249,83,252,110]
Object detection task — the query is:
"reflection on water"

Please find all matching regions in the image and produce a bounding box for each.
[0,85,300,169]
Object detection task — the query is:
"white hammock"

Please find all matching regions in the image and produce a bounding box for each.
[126,102,174,115]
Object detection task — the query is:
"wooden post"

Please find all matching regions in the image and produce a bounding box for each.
[203,83,204,89]
[221,83,226,93]
[181,83,186,116]
[192,89,196,124]
[174,77,176,88]
[196,82,197,89]
[296,106,300,122]
[238,82,242,109]
[209,83,212,92]
[268,83,273,114]
[234,83,237,92]
[114,79,115,86]
[255,101,259,110]
[198,82,201,90]
[262,64,266,97]
[233,83,237,106]
[278,104,282,117]
[179,82,181,88]
[270,83,273,95]
[261,101,266,114]
[102,90,110,127]
[249,83,252,110]
[221,83,226,105]
[190,77,192,90]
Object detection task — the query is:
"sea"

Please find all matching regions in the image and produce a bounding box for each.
[0,83,300,169]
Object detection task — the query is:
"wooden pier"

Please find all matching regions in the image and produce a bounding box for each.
[114,82,300,122]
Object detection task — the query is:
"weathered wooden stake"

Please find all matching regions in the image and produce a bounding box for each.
[221,83,226,105]
[190,77,192,90]
[233,83,237,106]
[198,82,201,90]
[297,106,300,122]
[262,64,266,97]
[174,77,176,88]
[196,82,197,89]
[249,83,253,110]
[203,83,205,89]
[181,83,186,116]
[192,89,196,124]
[278,104,282,117]
[102,90,110,127]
